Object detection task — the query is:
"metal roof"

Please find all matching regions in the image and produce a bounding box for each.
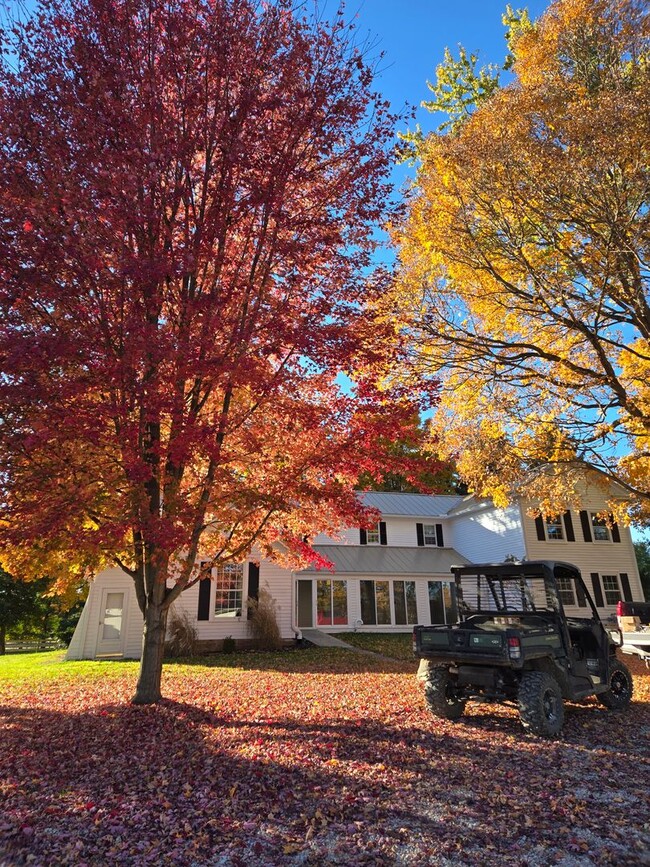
[299,545,469,576]
[358,491,466,517]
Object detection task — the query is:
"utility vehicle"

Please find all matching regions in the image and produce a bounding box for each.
[617,599,650,666]
[413,561,633,737]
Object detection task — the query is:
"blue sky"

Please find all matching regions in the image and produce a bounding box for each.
[349,0,550,137]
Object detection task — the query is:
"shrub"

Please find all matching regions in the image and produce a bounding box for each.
[165,608,199,658]
[222,635,236,654]
[247,588,283,650]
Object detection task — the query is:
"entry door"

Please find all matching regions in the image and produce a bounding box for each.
[96,590,126,656]
[297,580,313,628]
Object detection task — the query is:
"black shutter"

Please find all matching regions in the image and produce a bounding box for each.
[360,528,367,545]
[248,562,260,601]
[575,579,587,608]
[580,511,592,542]
[563,511,575,542]
[620,573,632,602]
[416,523,424,547]
[435,524,444,547]
[535,516,545,541]
[590,573,604,608]
[197,576,211,621]
[610,516,621,543]
[379,521,387,546]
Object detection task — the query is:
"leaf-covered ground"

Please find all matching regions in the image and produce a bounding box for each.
[1,649,649,866]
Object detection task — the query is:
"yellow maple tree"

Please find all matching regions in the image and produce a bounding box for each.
[391,0,650,523]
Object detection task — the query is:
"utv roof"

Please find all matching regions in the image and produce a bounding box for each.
[450,561,581,576]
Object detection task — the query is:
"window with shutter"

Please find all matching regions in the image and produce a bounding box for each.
[366,523,380,544]
[422,524,437,545]
[590,513,610,542]
[601,575,621,606]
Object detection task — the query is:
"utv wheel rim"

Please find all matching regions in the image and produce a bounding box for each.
[611,671,630,699]
[543,689,558,723]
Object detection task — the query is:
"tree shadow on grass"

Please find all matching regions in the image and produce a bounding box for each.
[1,684,648,867]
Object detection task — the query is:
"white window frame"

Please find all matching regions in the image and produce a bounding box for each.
[556,575,576,607]
[422,524,438,546]
[392,580,418,625]
[366,523,381,545]
[590,513,610,542]
[316,579,348,626]
[601,574,621,606]
[213,563,244,618]
[359,579,418,626]
[545,516,564,541]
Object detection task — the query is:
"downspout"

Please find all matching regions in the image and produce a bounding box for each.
[290,570,302,642]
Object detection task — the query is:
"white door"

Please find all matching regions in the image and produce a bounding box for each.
[96,590,126,656]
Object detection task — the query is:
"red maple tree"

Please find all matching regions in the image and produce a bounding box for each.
[0,0,434,701]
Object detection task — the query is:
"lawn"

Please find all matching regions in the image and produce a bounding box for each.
[1,649,649,866]
[337,632,414,661]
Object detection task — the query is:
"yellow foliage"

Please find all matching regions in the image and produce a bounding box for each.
[391,0,650,522]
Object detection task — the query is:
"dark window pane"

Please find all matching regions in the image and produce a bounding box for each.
[317,580,332,625]
[360,580,376,625]
[332,580,348,624]
[405,581,418,624]
[442,583,457,623]
[428,581,444,624]
[376,581,391,625]
[394,581,406,624]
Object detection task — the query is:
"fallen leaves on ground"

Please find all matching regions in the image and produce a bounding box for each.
[1,649,649,866]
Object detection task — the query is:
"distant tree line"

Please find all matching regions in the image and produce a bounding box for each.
[0,570,86,654]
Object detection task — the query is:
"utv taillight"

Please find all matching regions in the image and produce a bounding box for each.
[508,636,521,660]
[617,601,626,617]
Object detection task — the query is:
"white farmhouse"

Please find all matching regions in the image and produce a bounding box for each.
[66,486,644,660]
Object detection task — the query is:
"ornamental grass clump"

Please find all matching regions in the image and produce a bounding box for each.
[248,588,283,651]
[165,609,199,658]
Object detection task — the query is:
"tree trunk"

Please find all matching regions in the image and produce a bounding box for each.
[131,599,169,704]
[0,623,5,655]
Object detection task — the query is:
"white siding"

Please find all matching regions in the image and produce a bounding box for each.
[313,527,362,545]
[260,559,294,638]
[313,573,453,633]
[449,504,525,564]
[521,493,644,616]
[382,517,418,547]
[66,568,142,660]
[169,559,297,645]
[68,485,643,658]
[314,517,449,548]
[65,599,90,660]
[68,558,297,661]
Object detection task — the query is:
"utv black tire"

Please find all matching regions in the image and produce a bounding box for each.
[597,659,633,709]
[423,665,466,721]
[518,671,564,738]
